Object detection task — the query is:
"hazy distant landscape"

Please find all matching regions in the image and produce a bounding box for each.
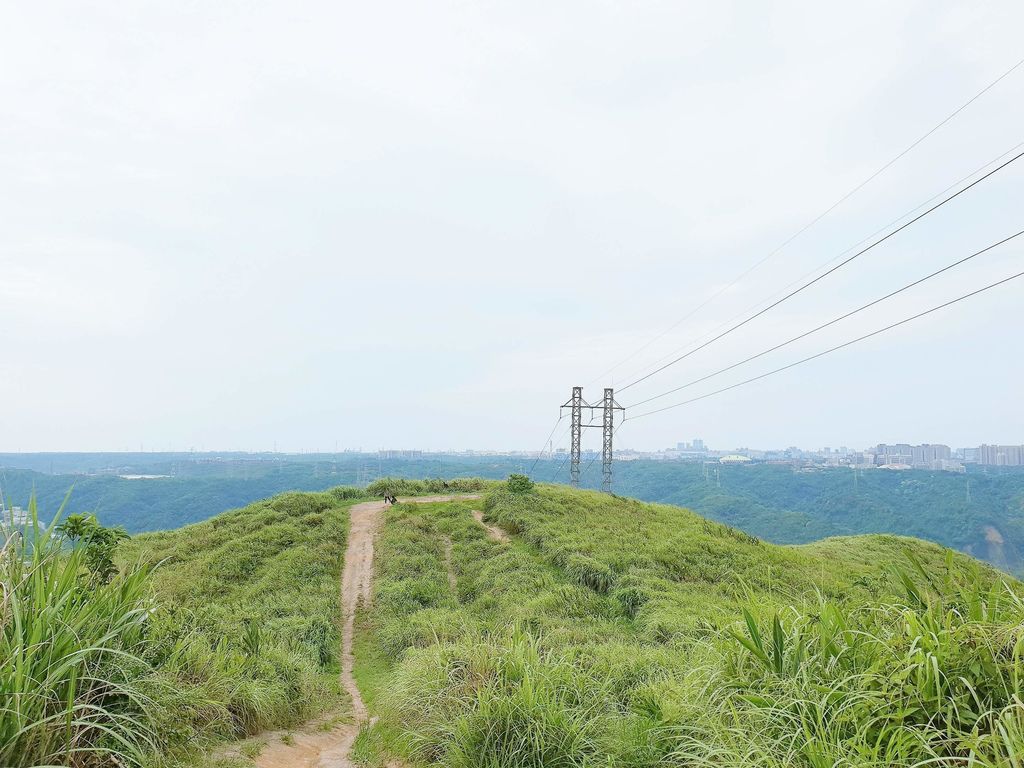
[5,452,1023,575]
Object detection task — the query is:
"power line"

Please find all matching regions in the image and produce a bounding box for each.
[617,147,1024,393]
[579,421,624,484]
[549,450,571,482]
[578,451,601,483]
[624,229,1024,409]
[628,269,1024,420]
[611,141,1024,389]
[586,56,1024,388]
[548,411,596,482]
[528,415,564,476]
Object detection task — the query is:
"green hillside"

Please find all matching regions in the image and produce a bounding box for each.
[0,457,519,532]
[116,488,364,760]
[7,481,1023,767]
[0,488,362,767]
[354,484,1023,767]
[585,462,1024,576]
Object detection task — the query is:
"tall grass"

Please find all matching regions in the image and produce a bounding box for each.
[122,488,357,762]
[685,564,1024,767]
[358,485,1024,767]
[1,496,156,767]
[366,477,490,497]
[0,487,360,767]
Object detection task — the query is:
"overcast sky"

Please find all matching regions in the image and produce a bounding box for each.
[2,1,1023,454]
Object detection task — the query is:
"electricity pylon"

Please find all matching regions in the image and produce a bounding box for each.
[600,388,624,493]
[561,387,590,487]
[561,387,624,492]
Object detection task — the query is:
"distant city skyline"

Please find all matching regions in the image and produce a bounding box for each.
[3,438,1023,460]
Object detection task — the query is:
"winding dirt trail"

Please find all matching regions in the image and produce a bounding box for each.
[472,509,509,543]
[245,494,478,768]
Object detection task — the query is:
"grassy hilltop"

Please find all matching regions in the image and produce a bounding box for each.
[5,480,1023,767]
[352,483,1023,767]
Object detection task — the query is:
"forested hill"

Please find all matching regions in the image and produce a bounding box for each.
[0,456,520,532]
[595,462,1024,575]
[3,454,1023,574]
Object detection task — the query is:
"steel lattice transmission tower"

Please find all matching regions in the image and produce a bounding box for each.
[560,387,624,492]
[600,388,624,493]
[561,387,589,487]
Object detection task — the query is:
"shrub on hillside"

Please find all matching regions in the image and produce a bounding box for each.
[367,477,489,497]
[329,485,366,500]
[507,473,535,494]
[55,511,128,581]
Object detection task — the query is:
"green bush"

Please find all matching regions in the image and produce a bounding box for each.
[367,477,490,498]
[507,473,536,494]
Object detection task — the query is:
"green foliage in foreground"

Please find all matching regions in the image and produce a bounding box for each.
[55,511,129,581]
[3,488,361,766]
[1,498,156,766]
[712,582,1024,766]
[356,486,1024,767]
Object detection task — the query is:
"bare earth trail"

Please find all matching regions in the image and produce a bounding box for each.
[247,495,479,768]
[472,509,509,543]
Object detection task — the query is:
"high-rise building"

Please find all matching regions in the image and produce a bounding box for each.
[874,443,953,469]
[976,445,1024,466]
[676,439,706,454]
[876,444,913,465]
[910,444,951,467]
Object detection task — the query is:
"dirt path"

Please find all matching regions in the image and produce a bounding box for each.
[246,494,478,768]
[472,509,509,543]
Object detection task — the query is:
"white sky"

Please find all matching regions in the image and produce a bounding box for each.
[1,1,1022,453]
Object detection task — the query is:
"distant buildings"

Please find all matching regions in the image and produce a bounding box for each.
[674,438,707,457]
[378,449,423,460]
[1,505,29,527]
[874,443,962,472]
[974,445,1024,466]
[719,454,752,465]
[849,452,876,468]
[396,439,1022,474]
